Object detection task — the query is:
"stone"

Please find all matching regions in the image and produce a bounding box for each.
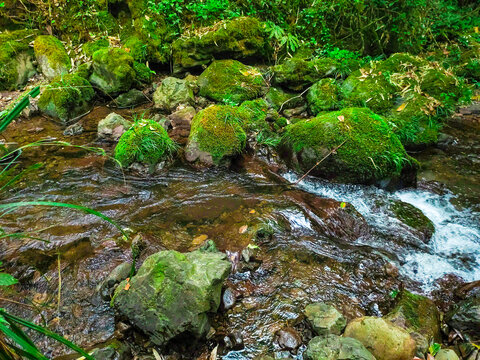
[222,287,236,310]
[98,262,131,300]
[114,89,147,108]
[435,349,460,360]
[265,86,305,112]
[63,123,84,136]
[112,246,231,346]
[343,317,416,360]
[276,327,302,350]
[307,78,341,114]
[97,113,132,142]
[33,35,71,80]
[304,334,376,360]
[304,302,346,336]
[446,296,480,342]
[153,77,194,112]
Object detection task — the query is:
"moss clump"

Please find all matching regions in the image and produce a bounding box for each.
[172,17,269,73]
[307,78,341,115]
[83,39,109,57]
[390,201,435,237]
[198,60,267,105]
[0,30,36,90]
[90,48,135,95]
[265,87,305,111]
[377,53,428,73]
[133,61,153,84]
[272,57,339,91]
[38,73,94,122]
[75,63,92,79]
[188,105,247,164]
[123,36,148,62]
[420,68,461,103]
[237,99,272,134]
[114,119,176,167]
[281,107,415,184]
[34,35,71,79]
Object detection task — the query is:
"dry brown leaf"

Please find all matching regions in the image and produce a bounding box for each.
[193,234,208,245]
[337,115,345,122]
[396,102,407,112]
[238,225,248,234]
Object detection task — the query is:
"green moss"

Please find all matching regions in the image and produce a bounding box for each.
[129,17,169,64]
[90,48,135,95]
[38,73,94,122]
[391,202,435,236]
[83,39,109,57]
[376,53,428,73]
[33,35,71,71]
[133,61,153,84]
[237,99,271,134]
[265,87,304,111]
[0,30,36,90]
[198,60,267,105]
[114,119,177,167]
[123,36,148,62]
[420,68,461,103]
[75,63,92,79]
[282,107,415,184]
[307,78,341,115]
[188,105,247,163]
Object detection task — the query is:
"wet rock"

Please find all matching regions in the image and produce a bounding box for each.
[304,302,346,336]
[276,327,302,350]
[63,123,84,136]
[153,77,194,112]
[283,105,308,118]
[98,113,132,142]
[115,89,147,108]
[198,60,267,105]
[112,245,231,346]
[435,349,460,360]
[386,290,441,355]
[167,105,196,144]
[344,317,416,360]
[446,296,480,342]
[304,334,376,360]
[98,262,131,300]
[91,341,129,360]
[222,287,236,310]
[90,48,135,96]
[33,35,71,80]
[172,17,269,73]
[225,330,244,350]
[390,201,434,242]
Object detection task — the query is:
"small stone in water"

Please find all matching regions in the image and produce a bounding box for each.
[275,327,301,350]
[222,287,236,310]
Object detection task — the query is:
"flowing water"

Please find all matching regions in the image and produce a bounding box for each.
[0,105,479,358]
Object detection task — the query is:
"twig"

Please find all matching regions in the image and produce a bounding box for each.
[57,253,62,313]
[291,139,347,186]
[0,297,35,309]
[279,86,311,113]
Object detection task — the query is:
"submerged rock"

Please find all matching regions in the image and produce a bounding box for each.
[275,327,302,350]
[304,302,346,336]
[90,48,135,96]
[0,30,37,90]
[33,35,71,80]
[305,334,376,360]
[172,17,269,73]
[38,73,94,122]
[98,113,132,142]
[153,77,194,112]
[198,60,267,105]
[280,108,416,185]
[389,202,435,242]
[112,245,231,346]
[344,317,416,360]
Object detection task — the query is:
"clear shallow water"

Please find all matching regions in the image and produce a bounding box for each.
[283,172,480,291]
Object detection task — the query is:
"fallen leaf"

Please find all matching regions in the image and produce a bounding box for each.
[210,345,218,360]
[124,278,130,291]
[340,202,347,208]
[193,234,208,245]
[238,225,248,234]
[337,115,345,122]
[124,47,130,53]
[475,27,479,33]
[396,102,407,112]
[249,209,256,214]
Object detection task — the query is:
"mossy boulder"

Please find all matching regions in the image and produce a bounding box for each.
[420,68,461,103]
[342,69,397,114]
[90,48,135,96]
[185,105,247,166]
[0,30,36,90]
[344,317,416,360]
[272,57,339,91]
[83,39,109,57]
[305,335,376,360]
[386,290,441,355]
[112,245,231,346]
[153,77,194,112]
[133,61,153,85]
[115,89,146,108]
[172,17,269,73]
[33,35,71,80]
[304,303,346,336]
[281,108,416,185]
[390,201,435,242]
[265,86,305,111]
[237,99,273,135]
[198,60,267,105]
[307,79,341,115]
[38,73,94,122]
[114,118,176,168]
[376,53,428,73]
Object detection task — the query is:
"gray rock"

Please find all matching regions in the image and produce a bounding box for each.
[276,327,301,350]
[98,262,131,300]
[446,297,480,342]
[115,89,147,108]
[435,349,460,360]
[63,123,84,136]
[222,287,236,310]
[305,334,376,360]
[153,77,194,112]
[97,113,132,142]
[112,246,231,346]
[305,303,346,336]
[184,140,214,166]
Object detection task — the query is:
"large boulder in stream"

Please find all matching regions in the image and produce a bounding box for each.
[33,35,71,80]
[112,243,231,346]
[344,317,416,360]
[305,334,376,360]
[280,108,417,186]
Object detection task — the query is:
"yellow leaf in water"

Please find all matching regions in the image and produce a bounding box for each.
[239,225,248,234]
[193,234,208,245]
[249,209,256,214]
[337,115,345,122]
[396,102,407,112]
[340,202,346,208]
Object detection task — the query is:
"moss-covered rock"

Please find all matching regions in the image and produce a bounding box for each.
[75,63,93,79]
[90,48,135,96]
[376,53,428,73]
[153,77,194,112]
[0,30,36,91]
[133,61,153,85]
[265,86,305,111]
[446,297,480,342]
[172,17,269,73]
[390,201,435,241]
[83,39,109,57]
[305,335,376,360]
[112,245,231,346]
[198,60,267,105]
[185,105,247,166]
[307,78,341,115]
[38,73,94,122]
[387,290,441,355]
[272,57,339,91]
[237,99,272,135]
[304,303,346,336]
[33,35,71,80]
[122,36,148,62]
[114,118,176,167]
[281,108,416,185]
[420,68,461,103]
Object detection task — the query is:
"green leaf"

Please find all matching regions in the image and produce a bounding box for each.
[0,273,18,286]
[429,343,441,356]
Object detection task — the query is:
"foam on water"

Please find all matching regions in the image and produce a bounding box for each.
[283,172,480,291]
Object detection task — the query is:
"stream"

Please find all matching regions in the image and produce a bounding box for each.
[0,104,479,358]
